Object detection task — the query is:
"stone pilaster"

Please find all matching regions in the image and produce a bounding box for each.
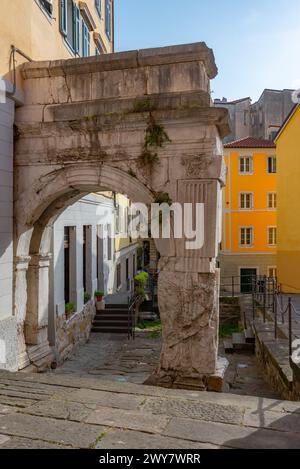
[147,261,220,390]
[24,253,54,371]
[14,256,31,370]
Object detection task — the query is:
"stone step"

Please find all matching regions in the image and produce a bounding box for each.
[93,319,131,327]
[223,339,234,354]
[102,308,128,313]
[244,327,255,344]
[91,326,130,334]
[232,333,255,352]
[105,304,128,309]
[95,313,129,319]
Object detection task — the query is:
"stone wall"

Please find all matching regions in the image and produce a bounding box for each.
[219,297,241,326]
[54,300,96,364]
[254,321,300,401]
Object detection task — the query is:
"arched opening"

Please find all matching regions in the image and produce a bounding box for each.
[15,164,163,373]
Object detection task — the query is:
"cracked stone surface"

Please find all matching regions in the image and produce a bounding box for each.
[0,370,299,449]
[143,398,243,425]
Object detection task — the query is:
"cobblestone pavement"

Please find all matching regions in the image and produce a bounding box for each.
[0,370,300,448]
[51,331,162,384]
[49,331,279,399]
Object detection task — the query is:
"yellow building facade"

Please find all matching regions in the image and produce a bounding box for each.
[275,104,300,293]
[0,0,114,83]
[0,1,115,324]
[219,137,277,292]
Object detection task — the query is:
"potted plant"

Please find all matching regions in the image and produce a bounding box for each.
[94,290,105,310]
[84,292,91,304]
[65,302,75,320]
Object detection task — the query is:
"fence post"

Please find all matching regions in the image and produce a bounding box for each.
[274,286,278,340]
[263,276,267,323]
[232,276,235,298]
[288,297,292,357]
[252,277,255,321]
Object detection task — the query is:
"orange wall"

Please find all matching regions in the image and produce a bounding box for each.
[276,106,300,292]
[223,148,277,254]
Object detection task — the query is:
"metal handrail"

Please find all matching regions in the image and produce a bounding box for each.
[128,294,138,340]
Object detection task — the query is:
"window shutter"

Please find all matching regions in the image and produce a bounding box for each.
[95,0,101,16]
[73,3,80,54]
[60,0,67,35]
[87,28,91,56]
[105,0,111,39]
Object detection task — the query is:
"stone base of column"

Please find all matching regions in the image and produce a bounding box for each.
[21,342,55,373]
[145,268,224,391]
[145,356,229,392]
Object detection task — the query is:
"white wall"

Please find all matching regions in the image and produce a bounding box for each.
[0,80,20,370]
[51,194,115,314]
[0,92,14,321]
[49,193,138,344]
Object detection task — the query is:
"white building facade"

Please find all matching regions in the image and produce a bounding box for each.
[49,193,138,362]
[0,80,24,370]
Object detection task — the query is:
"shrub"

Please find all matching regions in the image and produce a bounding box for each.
[65,302,75,319]
[84,292,91,304]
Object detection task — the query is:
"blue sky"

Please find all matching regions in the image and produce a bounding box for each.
[115,0,300,102]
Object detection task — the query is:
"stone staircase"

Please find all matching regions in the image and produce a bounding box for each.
[223,329,255,354]
[91,304,132,335]
[222,295,255,354]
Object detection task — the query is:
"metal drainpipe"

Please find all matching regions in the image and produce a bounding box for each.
[7,45,33,99]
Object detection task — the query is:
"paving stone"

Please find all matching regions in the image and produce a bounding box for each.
[85,407,170,433]
[0,434,11,446]
[19,399,96,422]
[0,413,106,448]
[0,395,37,408]
[244,409,300,434]
[164,417,300,449]
[57,388,145,411]
[96,429,219,449]
[0,404,16,415]
[0,388,48,401]
[143,397,243,425]
[0,436,69,449]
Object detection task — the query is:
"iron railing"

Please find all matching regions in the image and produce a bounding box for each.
[128,294,139,340]
[221,274,299,358]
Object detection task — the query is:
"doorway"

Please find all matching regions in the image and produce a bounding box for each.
[240,268,257,293]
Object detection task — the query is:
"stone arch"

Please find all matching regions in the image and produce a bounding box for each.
[14,163,157,369]
[13,43,229,388]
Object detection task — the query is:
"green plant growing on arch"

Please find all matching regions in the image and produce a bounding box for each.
[145,114,171,148]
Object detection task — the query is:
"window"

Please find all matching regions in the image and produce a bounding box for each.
[105,0,112,40]
[126,258,130,291]
[60,0,80,54]
[133,254,136,276]
[269,130,278,141]
[267,192,277,209]
[107,224,112,261]
[38,0,53,16]
[96,225,104,291]
[240,193,253,210]
[82,19,91,57]
[268,156,276,174]
[239,156,253,174]
[240,227,253,247]
[268,227,277,246]
[64,227,71,303]
[95,0,101,17]
[117,264,121,289]
[268,267,277,278]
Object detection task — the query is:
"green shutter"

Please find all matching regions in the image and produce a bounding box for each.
[73,3,80,54]
[60,0,67,35]
[105,0,111,40]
